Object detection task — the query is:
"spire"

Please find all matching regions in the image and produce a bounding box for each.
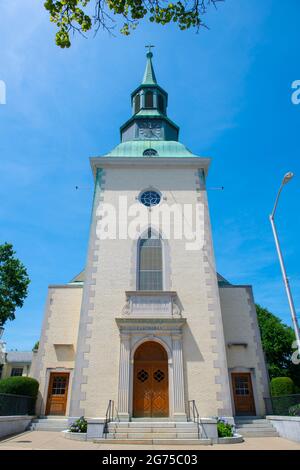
[119,47,180,143]
[142,46,157,85]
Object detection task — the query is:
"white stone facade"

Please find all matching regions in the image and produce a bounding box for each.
[34,159,270,421]
[33,54,270,423]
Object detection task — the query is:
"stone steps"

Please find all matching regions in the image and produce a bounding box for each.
[102,420,210,443]
[235,418,279,438]
[30,417,68,432]
[106,432,200,439]
[95,438,213,445]
[108,422,199,429]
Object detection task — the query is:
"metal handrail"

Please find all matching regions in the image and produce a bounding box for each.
[102,400,121,438]
[187,399,208,440]
[103,399,114,438]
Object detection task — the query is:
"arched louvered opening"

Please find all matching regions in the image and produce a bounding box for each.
[157,94,165,113]
[138,229,162,291]
[145,91,153,108]
[134,94,141,114]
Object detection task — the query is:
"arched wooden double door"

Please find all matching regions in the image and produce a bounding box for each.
[133,341,169,418]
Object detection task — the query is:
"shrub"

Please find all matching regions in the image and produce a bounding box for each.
[0,377,39,399]
[270,377,294,397]
[69,416,87,433]
[289,404,300,417]
[217,418,234,438]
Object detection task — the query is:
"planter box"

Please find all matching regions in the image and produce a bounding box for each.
[62,430,87,441]
[217,434,244,444]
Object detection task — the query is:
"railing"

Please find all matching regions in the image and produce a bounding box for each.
[102,400,120,438]
[187,399,207,439]
[0,393,35,416]
[264,394,300,416]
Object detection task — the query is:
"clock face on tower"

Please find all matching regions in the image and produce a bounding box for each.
[138,120,162,139]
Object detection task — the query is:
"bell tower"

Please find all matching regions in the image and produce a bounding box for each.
[69,49,233,424]
[120,48,179,142]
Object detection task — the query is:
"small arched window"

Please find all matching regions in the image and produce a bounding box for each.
[158,94,165,113]
[143,148,158,157]
[145,91,153,108]
[134,94,141,114]
[138,229,163,291]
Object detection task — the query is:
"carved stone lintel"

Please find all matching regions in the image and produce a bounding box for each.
[121,291,182,318]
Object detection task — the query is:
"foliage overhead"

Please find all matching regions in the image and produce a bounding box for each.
[256,304,300,387]
[44,0,223,48]
[32,341,39,352]
[0,243,30,327]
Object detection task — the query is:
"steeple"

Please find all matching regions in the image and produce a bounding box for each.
[120,48,179,143]
[142,47,157,85]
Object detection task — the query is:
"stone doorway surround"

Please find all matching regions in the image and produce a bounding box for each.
[116,291,187,422]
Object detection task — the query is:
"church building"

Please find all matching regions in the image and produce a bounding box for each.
[32,51,270,434]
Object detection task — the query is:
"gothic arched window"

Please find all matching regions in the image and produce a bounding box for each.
[134,94,141,114]
[138,229,163,291]
[145,91,153,108]
[158,94,165,113]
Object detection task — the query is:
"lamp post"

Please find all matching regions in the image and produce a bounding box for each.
[269,172,300,352]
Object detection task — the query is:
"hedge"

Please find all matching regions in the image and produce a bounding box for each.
[270,377,294,397]
[0,377,39,399]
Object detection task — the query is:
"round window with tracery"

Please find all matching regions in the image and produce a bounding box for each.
[140,190,161,207]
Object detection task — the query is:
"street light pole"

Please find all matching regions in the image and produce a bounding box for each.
[269,172,300,352]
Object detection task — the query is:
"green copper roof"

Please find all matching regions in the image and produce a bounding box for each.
[142,51,157,85]
[106,140,196,158]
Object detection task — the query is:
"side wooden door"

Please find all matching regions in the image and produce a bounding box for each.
[232,372,256,416]
[46,372,69,415]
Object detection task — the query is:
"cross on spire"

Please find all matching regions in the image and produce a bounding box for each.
[142,45,157,84]
[145,44,155,54]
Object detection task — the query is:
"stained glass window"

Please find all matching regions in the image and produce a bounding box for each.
[138,229,163,291]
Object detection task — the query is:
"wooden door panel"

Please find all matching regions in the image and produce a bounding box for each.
[133,361,169,417]
[46,372,69,416]
[152,363,168,418]
[232,373,255,416]
[133,365,152,417]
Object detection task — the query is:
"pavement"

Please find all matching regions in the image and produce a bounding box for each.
[0,431,300,450]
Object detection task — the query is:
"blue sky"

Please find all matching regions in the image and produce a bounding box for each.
[0,0,299,350]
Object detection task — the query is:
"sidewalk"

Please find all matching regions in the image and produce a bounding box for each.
[0,431,300,450]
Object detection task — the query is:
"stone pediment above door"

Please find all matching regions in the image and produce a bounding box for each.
[122,291,182,319]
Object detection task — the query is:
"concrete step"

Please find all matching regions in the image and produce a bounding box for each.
[236,423,273,429]
[108,426,198,433]
[107,432,201,439]
[30,418,68,432]
[110,422,194,428]
[240,431,279,438]
[234,418,279,437]
[106,421,205,441]
[94,438,213,445]
[235,418,267,424]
